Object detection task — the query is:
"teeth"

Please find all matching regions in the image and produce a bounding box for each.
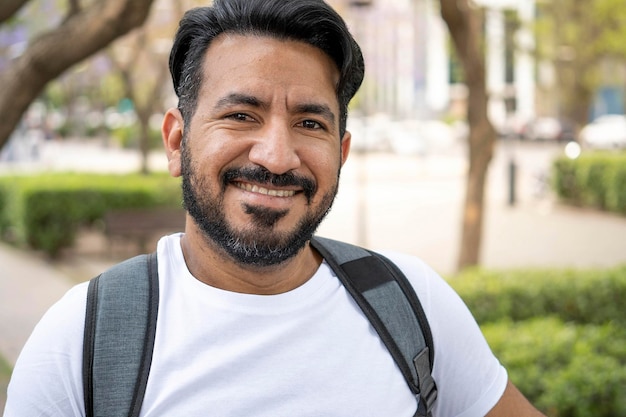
[236,183,295,197]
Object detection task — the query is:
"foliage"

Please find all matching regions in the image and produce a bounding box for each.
[0,352,11,414]
[483,318,626,417]
[0,182,8,232]
[449,265,626,325]
[0,172,181,257]
[449,265,626,416]
[533,0,626,126]
[552,152,626,215]
[111,124,162,150]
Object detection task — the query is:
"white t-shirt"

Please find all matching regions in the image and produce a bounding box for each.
[5,234,507,417]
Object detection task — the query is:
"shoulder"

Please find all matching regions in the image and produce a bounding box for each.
[376,250,509,417]
[29,281,90,340]
[372,250,480,334]
[15,281,89,361]
[6,282,89,415]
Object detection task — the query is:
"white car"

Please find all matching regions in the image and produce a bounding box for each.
[522,117,574,142]
[579,115,626,149]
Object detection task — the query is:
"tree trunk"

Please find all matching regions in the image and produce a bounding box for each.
[138,113,152,175]
[440,0,497,271]
[107,27,171,175]
[0,0,156,151]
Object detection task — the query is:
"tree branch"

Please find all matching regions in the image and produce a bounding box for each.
[0,0,156,150]
[65,0,82,20]
[0,0,30,24]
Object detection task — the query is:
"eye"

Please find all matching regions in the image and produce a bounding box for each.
[226,113,254,122]
[299,119,324,130]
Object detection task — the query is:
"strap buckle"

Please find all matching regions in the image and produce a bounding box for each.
[414,348,437,416]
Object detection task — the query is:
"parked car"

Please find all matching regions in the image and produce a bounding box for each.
[520,117,575,142]
[346,114,392,153]
[579,115,626,149]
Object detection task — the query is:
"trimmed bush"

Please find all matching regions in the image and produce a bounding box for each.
[449,266,626,416]
[483,317,626,417]
[552,157,579,202]
[449,266,626,326]
[0,173,181,257]
[552,152,626,215]
[0,182,9,234]
[605,160,626,214]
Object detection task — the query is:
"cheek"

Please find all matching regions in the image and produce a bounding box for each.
[305,146,342,190]
[188,136,245,177]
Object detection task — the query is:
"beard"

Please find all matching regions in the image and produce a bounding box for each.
[181,143,339,267]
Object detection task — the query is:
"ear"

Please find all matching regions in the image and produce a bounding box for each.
[162,108,184,177]
[340,130,351,167]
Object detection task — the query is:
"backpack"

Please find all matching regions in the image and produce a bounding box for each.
[82,236,437,417]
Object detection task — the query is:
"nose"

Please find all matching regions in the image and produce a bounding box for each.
[248,120,301,175]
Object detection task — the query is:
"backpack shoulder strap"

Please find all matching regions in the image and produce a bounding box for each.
[83,252,159,417]
[310,236,437,417]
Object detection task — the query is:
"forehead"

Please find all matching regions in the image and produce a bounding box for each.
[198,34,340,109]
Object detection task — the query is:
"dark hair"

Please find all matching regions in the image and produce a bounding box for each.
[169,0,364,138]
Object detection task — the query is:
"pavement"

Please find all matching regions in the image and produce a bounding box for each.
[1,140,626,401]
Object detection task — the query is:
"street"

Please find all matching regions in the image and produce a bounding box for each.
[319,140,626,275]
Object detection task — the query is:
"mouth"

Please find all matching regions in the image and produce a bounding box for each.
[223,167,316,203]
[234,181,298,198]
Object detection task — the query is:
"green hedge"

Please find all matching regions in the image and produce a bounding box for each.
[449,266,626,326]
[449,266,626,416]
[0,173,181,257]
[483,317,626,417]
[553,152,626,214]
[0,181,9,234]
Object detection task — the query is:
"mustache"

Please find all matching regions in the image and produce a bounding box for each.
[222,167,317,201]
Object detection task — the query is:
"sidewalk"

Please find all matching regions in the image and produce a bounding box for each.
[0,244,76,365]
[318,150,626,275]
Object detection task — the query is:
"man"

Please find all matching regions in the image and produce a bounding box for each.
[4,0,546,416]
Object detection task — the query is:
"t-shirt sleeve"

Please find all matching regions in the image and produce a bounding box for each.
[4,283,88,417]
[382,252,508,417]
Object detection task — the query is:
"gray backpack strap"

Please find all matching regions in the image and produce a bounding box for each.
[311,237,437,417]
[83,252,159,417]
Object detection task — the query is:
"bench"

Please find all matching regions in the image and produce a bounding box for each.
[103,208,186,255]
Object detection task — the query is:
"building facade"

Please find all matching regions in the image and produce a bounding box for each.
[331,0,537,129]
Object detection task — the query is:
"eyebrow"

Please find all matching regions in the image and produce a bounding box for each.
[214,92,336,128]
[294,103,336,128]
[214,93,264,112]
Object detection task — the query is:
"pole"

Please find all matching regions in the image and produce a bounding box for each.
[508,157,516,206]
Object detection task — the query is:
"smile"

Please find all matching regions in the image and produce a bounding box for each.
[235,182,297,197]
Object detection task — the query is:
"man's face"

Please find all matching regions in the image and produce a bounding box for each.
[171,34,351,267]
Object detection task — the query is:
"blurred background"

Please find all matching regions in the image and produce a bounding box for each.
[1,1,626,415]
[1,0,625,271]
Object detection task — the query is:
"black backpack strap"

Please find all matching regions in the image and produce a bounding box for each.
[83,252,159,417]
[311,236,437,417]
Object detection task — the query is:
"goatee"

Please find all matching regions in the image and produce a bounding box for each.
[181,144,339,267]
